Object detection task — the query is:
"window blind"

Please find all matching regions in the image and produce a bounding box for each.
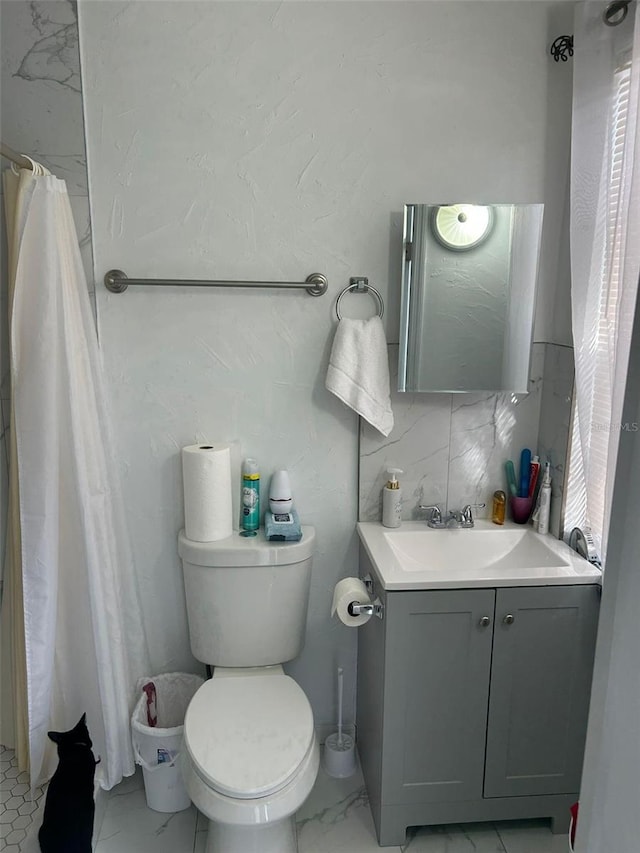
[565,61,632,556]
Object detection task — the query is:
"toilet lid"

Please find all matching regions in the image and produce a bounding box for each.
[183,674,314,799]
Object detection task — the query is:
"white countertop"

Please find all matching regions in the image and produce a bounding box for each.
[357,520,602,590]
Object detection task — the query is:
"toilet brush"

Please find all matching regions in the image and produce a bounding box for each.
[323,666,356,778]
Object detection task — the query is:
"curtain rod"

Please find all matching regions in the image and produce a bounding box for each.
[0,143,33,170]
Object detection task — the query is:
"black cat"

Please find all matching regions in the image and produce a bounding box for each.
[39,713,99,853]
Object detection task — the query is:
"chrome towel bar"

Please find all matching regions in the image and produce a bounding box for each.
[104,269,328,297]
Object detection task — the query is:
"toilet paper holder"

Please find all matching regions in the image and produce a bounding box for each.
[347,573,384,620]
[347,598,384,620]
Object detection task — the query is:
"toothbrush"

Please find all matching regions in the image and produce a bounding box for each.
[520,449,531,497]
[505,460,518,497]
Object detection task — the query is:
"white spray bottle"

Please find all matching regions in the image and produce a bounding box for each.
[535,462,552,535]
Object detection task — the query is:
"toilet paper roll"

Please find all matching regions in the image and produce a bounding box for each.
[182,444,233,542]
[331,578,372,627]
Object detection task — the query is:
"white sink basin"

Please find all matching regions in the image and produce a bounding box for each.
[384,526,568,573]
[357,521,601,590]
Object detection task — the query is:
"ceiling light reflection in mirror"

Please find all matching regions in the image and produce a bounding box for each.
[431,204,494,251]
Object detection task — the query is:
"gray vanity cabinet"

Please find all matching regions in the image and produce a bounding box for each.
[484,585,600,798]
[356,556,600,847]
[382,589,495,805]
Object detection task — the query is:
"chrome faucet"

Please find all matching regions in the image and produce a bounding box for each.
[447,508,466,527]
[417,504,445,528]
[451,503,486,528]
[418,502,485,529]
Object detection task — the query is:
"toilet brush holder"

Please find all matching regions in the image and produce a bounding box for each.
[324,730,356,778]
[323,666,356,778]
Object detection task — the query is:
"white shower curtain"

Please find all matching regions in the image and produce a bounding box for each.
[3,162,150,789]
[569,2,640,561]
[570,5,640,852]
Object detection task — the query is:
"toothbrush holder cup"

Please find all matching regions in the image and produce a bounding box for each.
[510,495,534,525]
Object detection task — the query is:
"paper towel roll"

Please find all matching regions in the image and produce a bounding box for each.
[331,578,372,627]
[182,444,233,542]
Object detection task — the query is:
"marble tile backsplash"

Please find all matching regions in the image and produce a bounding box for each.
[360,384,452,520]
[360,343,572,526]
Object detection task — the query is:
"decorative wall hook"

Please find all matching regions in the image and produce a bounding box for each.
[550,35,574,62]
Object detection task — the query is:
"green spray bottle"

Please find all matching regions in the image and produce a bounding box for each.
[241,458,260,536]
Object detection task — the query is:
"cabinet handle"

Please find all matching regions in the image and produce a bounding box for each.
[503,614,515,625]
[479,616,491,627]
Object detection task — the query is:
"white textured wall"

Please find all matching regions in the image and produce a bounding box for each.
[534,0,574,348]
[79,0,562,727]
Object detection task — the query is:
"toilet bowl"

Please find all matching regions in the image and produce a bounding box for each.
[182,668,319,853]
[178,528,318,852]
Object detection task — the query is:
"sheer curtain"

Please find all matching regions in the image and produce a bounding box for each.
[568,2,640,562]
[2,161,151,788]
[0,161,38,772]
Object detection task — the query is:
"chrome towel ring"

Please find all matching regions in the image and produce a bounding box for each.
[335,277,385,321]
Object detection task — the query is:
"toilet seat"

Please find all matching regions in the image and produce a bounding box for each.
[184,673,314,799]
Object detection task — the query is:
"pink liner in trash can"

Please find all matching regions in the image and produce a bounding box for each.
[142,682,157,727]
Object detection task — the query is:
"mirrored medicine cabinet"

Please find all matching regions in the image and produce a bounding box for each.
[398,203,544,394]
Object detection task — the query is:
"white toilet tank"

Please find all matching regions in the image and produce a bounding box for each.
[178,527,315,667]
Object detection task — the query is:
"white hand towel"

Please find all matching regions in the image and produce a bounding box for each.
[325,316,394,436]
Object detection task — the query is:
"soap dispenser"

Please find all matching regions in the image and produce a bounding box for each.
[382,468,403,528]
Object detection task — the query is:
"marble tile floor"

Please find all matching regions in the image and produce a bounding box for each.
[3,745,571,853]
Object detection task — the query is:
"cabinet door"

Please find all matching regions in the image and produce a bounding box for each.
[484,585,600,798]
[382,588,495,804]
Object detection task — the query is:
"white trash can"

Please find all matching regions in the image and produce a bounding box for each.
[131,672,204,813]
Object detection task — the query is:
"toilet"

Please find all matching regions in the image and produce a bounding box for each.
[178,527,319,853]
